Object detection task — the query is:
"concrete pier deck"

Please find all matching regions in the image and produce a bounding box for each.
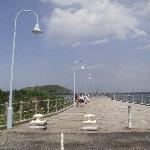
[11,96,150,133]
[0,96,150,149]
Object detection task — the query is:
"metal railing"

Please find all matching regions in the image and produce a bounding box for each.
[108,93,150,105]
[0,98,73,127]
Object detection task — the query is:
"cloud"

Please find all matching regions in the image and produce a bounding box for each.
[87,64,106,70]
[137,43,150,51]
[94,62,150,91]
[71,42,81,48]
[90,38,109,45]
[143,44,150,50]
[40,59,49,64]
[50,0,98,7]
[132,1,150,17]
[44,0,146,45]
[39,0,48,3]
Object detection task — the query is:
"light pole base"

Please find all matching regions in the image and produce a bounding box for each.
[73,103,76,107]
[7,106,13,129]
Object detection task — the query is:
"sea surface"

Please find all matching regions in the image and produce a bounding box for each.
[108,92,150,104]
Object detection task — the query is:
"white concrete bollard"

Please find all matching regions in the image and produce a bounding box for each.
[29,114,47,129]
[128,106,133,129]
[81,114,98,130]
[61,132,64,150]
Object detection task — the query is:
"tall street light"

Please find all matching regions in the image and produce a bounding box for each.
[73,68,76,107]
[81,65,86,96]
[73,60,82,107]
[88,74,95,97]
[7,10,42,129]
[88,73,92,96]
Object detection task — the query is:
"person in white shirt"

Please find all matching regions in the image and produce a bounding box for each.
[84,95,89,104]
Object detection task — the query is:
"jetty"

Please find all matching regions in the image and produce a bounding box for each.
[0,96,150,149]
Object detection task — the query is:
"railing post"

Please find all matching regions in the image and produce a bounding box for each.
[146,96,150,106]
[126,95,128,102]
[61,132,64,150]
[55,99,58,112]
[113,93,115,100]
[132,95,134,103]
[59,100,62,110]
[128,106,133,129]
[64,100,66,108]
[62,100,64,109]
[69,101,72,106]
[19,101,23,120]
[140,94,144,104]
[5,102,8,125]
[47,99,50,114]
[124,95,126,101]
[34,100,38,114]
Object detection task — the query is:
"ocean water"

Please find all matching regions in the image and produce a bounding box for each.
[108,93,150,105]
[60,94,73,102]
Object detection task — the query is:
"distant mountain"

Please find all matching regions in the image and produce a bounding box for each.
[23,85,73,95]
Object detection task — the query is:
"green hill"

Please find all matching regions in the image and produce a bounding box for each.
[0,85,73,103]
[24,85,73,95]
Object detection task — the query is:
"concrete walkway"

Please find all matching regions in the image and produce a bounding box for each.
[0,96,150,149]
[9,96,150,133]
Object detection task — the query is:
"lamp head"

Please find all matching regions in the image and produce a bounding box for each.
[32,24,42,34]
[89,77,92,80]
[81,65,85,70]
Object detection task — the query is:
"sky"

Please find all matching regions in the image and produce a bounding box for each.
[1,0,150,92]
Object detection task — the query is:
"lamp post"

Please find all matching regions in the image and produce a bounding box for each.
[7,10,42,129]
[73,68,76,107]
[88,74,94,97]
[73,60,82,107]
[81,65,86,96]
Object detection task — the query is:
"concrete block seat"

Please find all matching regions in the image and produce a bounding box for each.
[29,114,47,129]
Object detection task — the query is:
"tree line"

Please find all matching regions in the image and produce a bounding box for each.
[0,85,73,104]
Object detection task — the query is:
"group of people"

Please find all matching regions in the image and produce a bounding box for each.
[75,93,90,107]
